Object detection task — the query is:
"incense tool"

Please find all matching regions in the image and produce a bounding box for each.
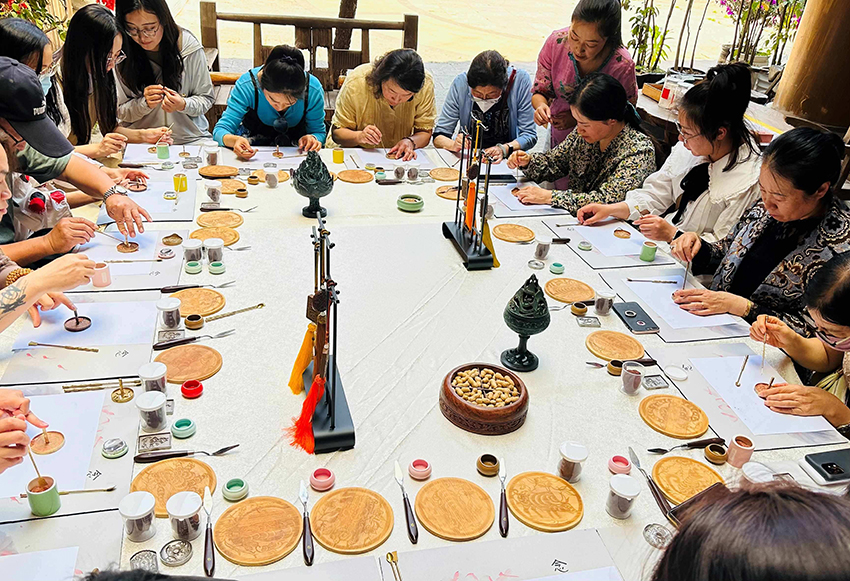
[161,281,235,293]
[64,379,141,392]
[27,342,99,353]
[205,303,264,323]
[386,552,402,581]
[735,355,750,387]
[627,278,678,284]
[203,486,215,577]
[629,447,673,524]
[498,457,509,537]
[103,259,163,264]
[393,460,419,544]
[154,123,174,146]
[299,480,314,566]
[21,485,116,497]
[27,448,47,489]
[152,329,235,351]
[96,230,126,244]
[111,378,134,403]
[681,260,690,291]
[134,444,239,463]
[761,335,768,372]
[647,437,725,455]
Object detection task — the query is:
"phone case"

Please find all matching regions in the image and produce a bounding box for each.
[803,449,850,483]
[613,302,660,334]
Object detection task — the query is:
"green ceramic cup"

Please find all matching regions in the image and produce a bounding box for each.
[27,476,61,517]
[639,241,658,262]
[156,143,170,160]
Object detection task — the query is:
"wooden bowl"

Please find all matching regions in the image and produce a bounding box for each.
[439,362,529,435]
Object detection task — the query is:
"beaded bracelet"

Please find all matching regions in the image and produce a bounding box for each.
[5,268,32,288]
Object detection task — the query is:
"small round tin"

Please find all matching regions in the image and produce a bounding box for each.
[578,240,593,251]
[238,167,252,176]
[408,459,432,480]
[181,380,203,399]
[163,191,178,200]
[209,261,226,275]
[160,539,192,567]
[528,259,544,270]
[607,359,623,376]
[310,467,335,492]
[247,175,260,186]
[235,188,248,198]
[160,161,175,171]
[365,162,376,171]
[263,162,278,169]
[549,262,565,274]
[643,523,673,549]
[476,454,499,477]
[185,314,204,330]
[376,171,386,180]
[222,478,249,502]
[608,455,632,474]
[397,194,424,212]
[184,261,202,274]
[171,418,196,439]
[130,549,159,573]
[570,302,588,316]
[158,248,176,260]
[182,162,198,170]
[664,365,689,381]
[704,443,728,465]
[102,437,128,459]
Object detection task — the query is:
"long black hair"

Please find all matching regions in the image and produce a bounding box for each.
[763,127,844,197]
[572,0,623,50]
[679,62,757,171]
[805,252,850,328]
[366,49,425,99]
[569,72,642,130]
[61,4,119,144]
[260,45,307,97]
[115,0,184,94]
[467,50,508,89]
[0,18,63,127]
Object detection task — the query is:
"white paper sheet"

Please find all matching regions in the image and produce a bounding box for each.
[0,391,104,497]
[0,547,79,581]
[489,183,571,216]
[75,229,159,276]
[243,145,305,165]
[433,148,514,175]
[625,275,738,329]
[573,221,647,256]
[531,567,623,581]
[122,143,201,163]
[12,301,158,350]
[347,147,437,169]
[690,356,834,435]
[97,178,196,223]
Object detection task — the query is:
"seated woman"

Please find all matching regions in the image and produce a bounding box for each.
[327,49,436,162]
[433,50,536,162]
[115,0,214,145]
[671,127,850,334]
[60,4,172,162]
[577,62,760,243]
[750,253,850,435]
[213,45,325,158]
[505,73,655,214]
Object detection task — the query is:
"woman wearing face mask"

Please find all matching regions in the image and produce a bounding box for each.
[432,50,536,163]
[504,73,654,214]
[669,128,850,334]
[115,0,214,145]
[749,253,850,434]
[532,0,636,148]
[328,49,436,162]
[213,45,325,158]
[60,4,172,161]
[576,63,760,244]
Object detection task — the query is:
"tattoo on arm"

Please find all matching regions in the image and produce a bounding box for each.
[0,279,28,315]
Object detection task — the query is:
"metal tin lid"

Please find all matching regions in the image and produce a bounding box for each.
[102,437,128,459]
[664,365,689,381]
[559,441,588,463]
[528,259,544,270]
[119,490,156,519]
[609,474,641,499]
[130,550,159,573]
[166,491,202,519]
[182,239,202,249]
[156,298,181,312]
[138,362,167,381]
[203,237,224,249]
[160,539,193,567]
[135,390,166,412]
[203,180,222,188]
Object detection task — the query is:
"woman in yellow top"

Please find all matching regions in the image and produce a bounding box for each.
[328,49,437,161]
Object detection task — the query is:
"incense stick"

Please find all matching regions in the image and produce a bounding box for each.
[42,428,49,444]
[154,123,174,146]
[681,260,690,291]
[349,155,359,169]
[735,354,749,387]
[27,448,47,489]
[28,341,99,353]
[96,230,125,244]
[102,259,163,264]
[761,334,767,371]
[626,278,678,284]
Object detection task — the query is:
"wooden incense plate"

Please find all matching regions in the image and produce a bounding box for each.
[337,169,374,184]
[584,330,644,361]
[170,288,226,317]
[414,477,494,541]
[439,362,529,435]
[506,471,584,532]
[251,169,290,183]
[213,496,302,566]
[436,185,460,200]
[197,211,243,229]
[492,224,535,243]
[220,179,247,195]
[310,487,394,554]
[199,165,238,179]
[545,278,596,304]
[131,458,217,517]
[190,227,240,246]
[154,344,223,384]
[430,167,461,182]
[652,456,723,505]
[639,394,709,440]
[30,431,65,455]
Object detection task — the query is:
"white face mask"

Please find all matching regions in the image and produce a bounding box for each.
[472,96,500,113]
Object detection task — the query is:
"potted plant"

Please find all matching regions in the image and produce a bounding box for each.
[718,0,805,66]
[627,0,671,86]
[0,0,67,39]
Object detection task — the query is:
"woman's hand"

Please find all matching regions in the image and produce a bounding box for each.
[104,196,151,237]
[576,203,610,225]
[161,87,186,114]
[110,168,149,185]
[513,186,552,206]
[757,382,850,426]
[298,134,322,152]
[506,150,530,170]
[144,85,165,109]
[44,217,96,254]
[672,289,749,316]
[484,146,504,163]
[0,389,47,427]
[388,138,416,162]
[750,315,798,350]
[670,232,701,262]
[533,103,551,127]
[357,125,382,147]
[635,214,677,243]
[96,133,128,158]
[140,127,173,145]
[31,253,96,293]
[0,416,30,474]
[227,136,256,160]
[447,133,464,153]
[28,292,77,328]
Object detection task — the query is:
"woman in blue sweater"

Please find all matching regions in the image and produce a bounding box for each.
[213,45,326,159]
[433,50,537,162]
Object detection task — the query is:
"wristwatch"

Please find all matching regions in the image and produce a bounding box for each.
[102,184,129,202]
[837,423,850,440]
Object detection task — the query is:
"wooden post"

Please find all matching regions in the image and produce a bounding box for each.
[253,23,264,67]
[361,29,370,65]
[403,14,418,50]
[774,0,850,127]
[200,2,220,71]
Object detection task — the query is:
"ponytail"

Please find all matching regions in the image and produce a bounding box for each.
[763,127,845,197]
[569,72,643,131]
[261,45,307,96]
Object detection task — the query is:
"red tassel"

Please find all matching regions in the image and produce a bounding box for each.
[287,376,325,453]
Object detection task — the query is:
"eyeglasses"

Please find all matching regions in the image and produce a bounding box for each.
[39,58,60,81]
[106,50,127,68]
[675,120,702,144]
[125,23,160,39]
[802,312,850,350]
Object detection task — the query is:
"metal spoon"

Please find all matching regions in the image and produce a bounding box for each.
[134,444,240,463]
[647,437,725,455]
[549,304,570,311]
[225,245,252,252]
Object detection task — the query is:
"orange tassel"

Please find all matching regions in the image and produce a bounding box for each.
[287,375,325,453]
[288,323,316,394]
[465,181,476,230]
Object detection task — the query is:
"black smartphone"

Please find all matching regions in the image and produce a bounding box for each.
[804,448,850,482]
[613,301,660,334]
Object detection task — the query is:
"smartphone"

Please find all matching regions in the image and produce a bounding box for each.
[613,301,660,334]
[804,448,850,483]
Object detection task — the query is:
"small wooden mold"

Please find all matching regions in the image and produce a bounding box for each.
[585,330,644,361]
[506,471,584,532]
[639,394,709,440]
[492,224,535,243]
[117,242,139,253]
[310,488,394,554]
[337,170,374,184]
[30,431,65,455]
[652,456,723,505]
[213,496,302,566]
[154,344,223,384]
[429,167,461,182]
[131,458,217,517]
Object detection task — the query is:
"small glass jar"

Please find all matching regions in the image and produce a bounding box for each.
[621,361,645,395]
[393,163,405,180]
[557,442,588,483]
[606,474,641,519]
[166,491,203,541]
[136,390,168,433]
[534,235,552,260]
[119,491,157,542]
[138,361,168,393]
[595,290,616,316]
[156,297,182,330]
[204,180,222,203]
[182,239,202,263]
[265,171,279,188]
[203,141,219,166]
[407,162,421,181]
[203,237,224,264]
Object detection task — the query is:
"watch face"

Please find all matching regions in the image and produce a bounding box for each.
[115,186,129,195]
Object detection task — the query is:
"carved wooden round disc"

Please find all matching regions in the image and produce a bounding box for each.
[154,344,223,384]
[197,211,243,229]
[199,165,238,179]
[430,167,461,182]
[337,169,374,184]
[162,233,183,246]
[584,330,645,361]
[414,477,494,541]
[652,456,723,505]
[506,471,584,532]
[436,185,459,200]
[311,487,394,554]
[613,228,632,239]
[131,458,217,517]
[64,316,92,332]
[147,146,157,154]
[127,182,147,192]
[213,497,302,566]
[492,224,535,243]
[545,278,596,304]
[170,288,226,317]
[639,394,709,440]
[30,431,65,455]
[219,179,247,195]
[117,242,139,253]
[190,227,240,246]
[251,169,290,183]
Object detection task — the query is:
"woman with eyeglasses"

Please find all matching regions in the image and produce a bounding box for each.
[576,62,760,244]
[669,127,850,335]
[60,4,171,160]
[213,45,325,159]
[115,0,214,145]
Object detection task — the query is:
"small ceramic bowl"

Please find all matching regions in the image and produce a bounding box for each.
[578,240,593,251]
[222,478,249,502]
[476,454,500,477]
[704,443,728,465]
[310,468,335,492]
[607,360,623,376]
[235,188,248,198]
[247,175,260,186]
[608,455,632,474]
[408,459,432,480]
[181,380,203,399]
[185,314,204,330]
[184,261,202,275]
[549,262,565,274]
[397,194,424,213]
[171,418,196,439]
[571,302,588,316]
[209,261,226,275]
